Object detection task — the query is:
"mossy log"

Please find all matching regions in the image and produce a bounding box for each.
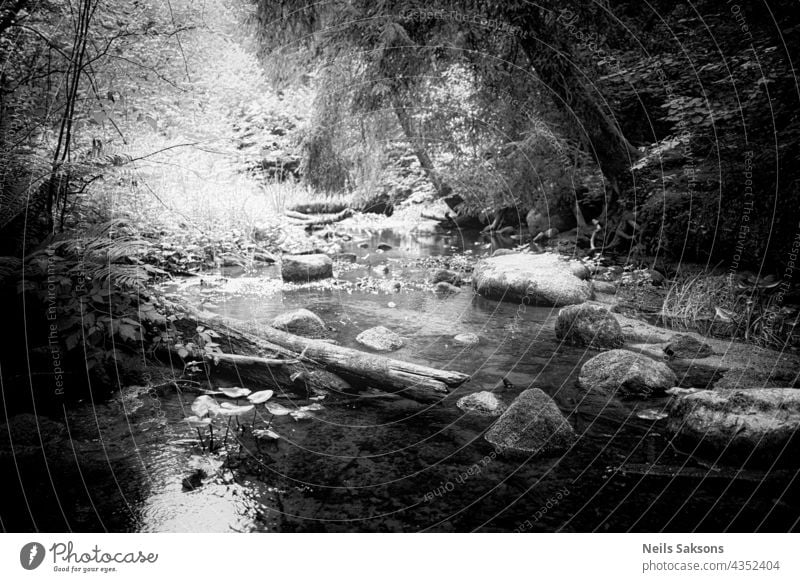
[171,313,469,404]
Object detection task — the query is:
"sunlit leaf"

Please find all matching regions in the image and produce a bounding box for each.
[220,387,252,398]
[636,409,668,421]
[218,403,255,416]
[247,390,274,404]
[191,395,219,417]
[252,428,281,440]
[290,409,314,421]
[264,402,292,416]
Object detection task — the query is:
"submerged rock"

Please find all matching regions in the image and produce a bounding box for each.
[457,391,507,416]
[281,254,333,282]
[555,303,624,349]
[356,326,404,351]
[663,334,713,359]
[453,332,480,347]
[271,309,326,337]
[668,388,800,466]
[434,281,460,294]
[334,252,358,263]
[592,280,618,295]
[578,349,677,397]
[472,253,593,306]
[432,268,463,286]
[485,388,576,456]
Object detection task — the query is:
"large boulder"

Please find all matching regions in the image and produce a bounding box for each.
[485,388,576,456]
[281,254,333,282]
[472,253,593,306]
[457,391,506,417]
[271,309,326,337]
[668,388,800,466]
[355,326,404,352]
[555,303,624,349]
[578,349,677,397]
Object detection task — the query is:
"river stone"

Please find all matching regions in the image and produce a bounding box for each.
[578,349,677,397]
[434,281,460,294]
[668,388,800,466]
[271,309,326,337]
[281,254,333,282]
[485,388,576,456]
[453,333,480,347]
[663,334,713,359]
[457,391,506,416]
[592,280,618,295]
[472,253,593,306]
[334,252,358,263]
[432,268,463,286]
[569,262,591,280]
[555,303,624,349]
[356,326,404,351]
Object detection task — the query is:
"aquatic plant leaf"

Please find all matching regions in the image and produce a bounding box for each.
[252,428,281,440]
[636,409,668,421]
[191,395,220,417]
[247,390,274,404]
[218,403,255,416]
[220,387,252,398]
[265,402,292,416]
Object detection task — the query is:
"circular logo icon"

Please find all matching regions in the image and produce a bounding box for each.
[20,542,46,570]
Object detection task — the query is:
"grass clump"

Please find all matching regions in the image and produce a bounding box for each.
[660,271,799,349]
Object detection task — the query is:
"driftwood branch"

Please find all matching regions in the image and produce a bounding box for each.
[285,208,353,227]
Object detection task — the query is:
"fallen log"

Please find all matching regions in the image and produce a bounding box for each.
[285,208,353,228]
[288,201,350,215]
[172,313,469,404]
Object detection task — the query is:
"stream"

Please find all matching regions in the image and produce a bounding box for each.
[3,228,798,532]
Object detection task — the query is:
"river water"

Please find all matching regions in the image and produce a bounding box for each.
[3,228,798,532]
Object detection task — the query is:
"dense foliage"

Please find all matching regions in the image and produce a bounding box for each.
[253,0,800,268]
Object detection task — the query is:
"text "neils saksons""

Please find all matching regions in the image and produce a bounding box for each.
[644,543,724,554]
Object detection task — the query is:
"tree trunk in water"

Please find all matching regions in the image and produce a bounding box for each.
[393,102,452,199]
[172,314,469,404]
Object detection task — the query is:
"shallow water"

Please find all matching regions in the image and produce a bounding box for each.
[3,228,798,532]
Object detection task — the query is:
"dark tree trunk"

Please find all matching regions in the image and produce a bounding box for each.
[513,8,640,196]
[393,101,452,198]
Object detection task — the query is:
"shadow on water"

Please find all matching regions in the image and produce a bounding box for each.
[3,228,798,532]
